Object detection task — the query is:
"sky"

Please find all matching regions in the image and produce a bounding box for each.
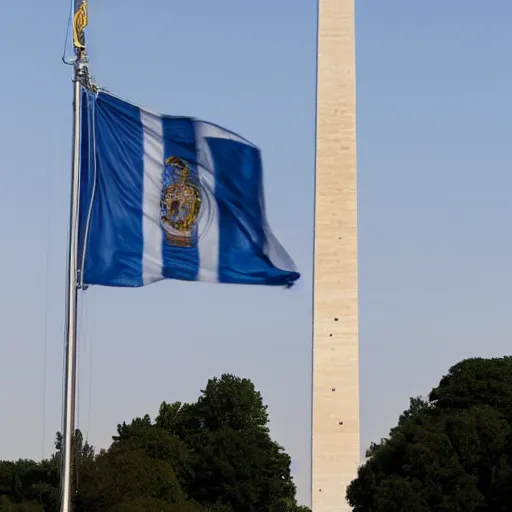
[1,0,512,508]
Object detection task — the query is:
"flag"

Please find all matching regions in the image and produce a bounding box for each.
[78,89,300,288]
[73,0,88,49]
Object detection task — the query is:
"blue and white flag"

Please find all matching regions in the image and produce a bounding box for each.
[78,89,299,288]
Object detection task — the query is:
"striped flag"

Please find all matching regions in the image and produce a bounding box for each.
[78,89,300,288]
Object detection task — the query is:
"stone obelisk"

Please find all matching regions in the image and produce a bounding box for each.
[312,0,359,510]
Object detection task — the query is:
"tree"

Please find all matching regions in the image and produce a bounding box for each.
[0,374,310,512]
[347,357,512,512]
[192,375,270,432]
[0,458,59,511]
[156,374,299,511]
[0,497,44,511]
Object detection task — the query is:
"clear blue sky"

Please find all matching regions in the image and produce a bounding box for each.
[1,0,512,508]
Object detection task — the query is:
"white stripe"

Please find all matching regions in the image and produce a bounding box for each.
[196,122,296,276]
[196,121,256,146]
[194,122,222,282]
[141,110,164,285]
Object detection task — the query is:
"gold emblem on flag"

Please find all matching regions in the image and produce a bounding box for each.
[160,157,202,248]
[73,1,88,49]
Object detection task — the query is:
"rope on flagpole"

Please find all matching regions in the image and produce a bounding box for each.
[61,2,91,510]
[62,0,78,65]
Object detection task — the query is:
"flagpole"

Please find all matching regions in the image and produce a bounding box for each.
[60,57,84,512]
[60,1,88,508]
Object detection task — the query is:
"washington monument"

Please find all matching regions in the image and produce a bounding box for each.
[312,0,359,511]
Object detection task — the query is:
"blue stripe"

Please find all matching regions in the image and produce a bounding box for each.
[210,137,297,285]
[161,116,200,281]
[82,92,145,286]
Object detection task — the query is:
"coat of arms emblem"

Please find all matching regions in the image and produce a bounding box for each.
[160,156,202,247]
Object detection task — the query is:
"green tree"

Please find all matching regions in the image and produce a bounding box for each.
[347,357,512,512]
[107,501,232,512]
[0,496,44,511]
[75,425,186,511]
[192,375,270,432]
[0,374,310,512]
[157,374,299,511]
[0,458,59,511]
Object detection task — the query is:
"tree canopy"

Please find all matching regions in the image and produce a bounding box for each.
[347,356,512,512]
[0,374,310,512]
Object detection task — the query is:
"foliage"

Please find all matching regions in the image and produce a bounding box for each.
[347,357,512,512]
[0,374,310,512]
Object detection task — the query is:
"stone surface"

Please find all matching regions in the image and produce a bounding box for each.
[312,0,359,510]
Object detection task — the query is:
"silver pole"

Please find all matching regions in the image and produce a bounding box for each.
[60,61,84,512]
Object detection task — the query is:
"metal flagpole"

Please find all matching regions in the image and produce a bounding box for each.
[61,2,88,511]
[60,60,84,512]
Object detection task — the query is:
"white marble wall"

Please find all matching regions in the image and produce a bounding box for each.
[312,1,360,510]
